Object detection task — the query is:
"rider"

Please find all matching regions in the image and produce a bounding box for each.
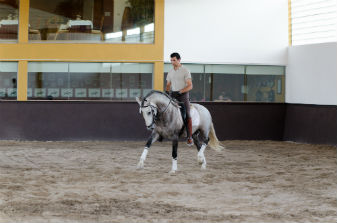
[165,52,193,146]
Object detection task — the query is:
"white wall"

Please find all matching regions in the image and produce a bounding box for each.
[286,42,337,105]
[164,0,288,65]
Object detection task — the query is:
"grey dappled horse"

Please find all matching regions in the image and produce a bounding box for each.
[136,90,223,173]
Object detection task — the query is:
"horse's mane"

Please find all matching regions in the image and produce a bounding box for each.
[141,90,180,108]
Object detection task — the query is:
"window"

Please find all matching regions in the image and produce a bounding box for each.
[0,0,19,41]
[164,63,285,102]
[28,62,153,100]
[291,0,337,45]
[246,66,285,102]
[29,0,154,43]
[205,65,245,102]
[0,62,17,100]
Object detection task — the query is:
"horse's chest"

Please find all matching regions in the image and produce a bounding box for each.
[155,126,177,139]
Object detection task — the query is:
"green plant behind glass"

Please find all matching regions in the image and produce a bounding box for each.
[128,0,154,26]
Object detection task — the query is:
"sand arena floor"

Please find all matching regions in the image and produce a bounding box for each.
[0,140,336,223]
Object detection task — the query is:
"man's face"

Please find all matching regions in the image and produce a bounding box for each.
[170,57,180,67]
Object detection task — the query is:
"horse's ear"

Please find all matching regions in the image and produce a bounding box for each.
[135,97,142,106]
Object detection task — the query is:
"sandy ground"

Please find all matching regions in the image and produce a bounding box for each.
[0,140,336,223]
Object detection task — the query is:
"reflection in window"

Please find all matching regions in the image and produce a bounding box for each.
[28,62,153,100]
[206,65,245,102]
[164,63,285,102]
[246,66,285,102]
[29,0,154,43]
[0,62,17,100]
[0,0,18,40]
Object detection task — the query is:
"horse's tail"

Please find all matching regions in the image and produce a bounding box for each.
[208,123,224,151]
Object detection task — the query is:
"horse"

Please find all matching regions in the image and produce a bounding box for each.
[136,90,223,173]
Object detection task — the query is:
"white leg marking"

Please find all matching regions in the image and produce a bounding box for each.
[201,157,207,170]
[169,159,178,174]
[137,147,148,169]
[198,144,206,164]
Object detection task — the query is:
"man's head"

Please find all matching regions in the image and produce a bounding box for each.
[170,52,181,67]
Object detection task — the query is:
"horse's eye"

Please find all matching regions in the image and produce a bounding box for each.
[147,111,151,115]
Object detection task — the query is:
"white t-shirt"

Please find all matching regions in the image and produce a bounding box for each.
[166,66,191,91]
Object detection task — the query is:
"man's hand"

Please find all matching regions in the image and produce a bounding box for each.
[171,91,182,98]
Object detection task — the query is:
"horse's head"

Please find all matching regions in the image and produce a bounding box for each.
[136,97,158,130]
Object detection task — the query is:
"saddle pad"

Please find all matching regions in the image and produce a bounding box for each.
[190,106,200,127]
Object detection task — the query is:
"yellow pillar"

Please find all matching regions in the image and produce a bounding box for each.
[153,0,165,91]
[288,0,292,46]
[17,61,28,101]
[18,0,29,43]
[17,0,29,101]
[153,61,164,91]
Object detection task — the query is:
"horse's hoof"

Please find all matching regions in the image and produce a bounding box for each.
[198,153,204,164]
[137,161,144,169]
[198,156,203,164]
[169,170,176,174]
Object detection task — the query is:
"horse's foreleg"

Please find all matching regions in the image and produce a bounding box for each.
[137,132,159,169]
[169,139,178,174]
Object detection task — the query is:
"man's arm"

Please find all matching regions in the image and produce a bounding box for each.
[179,78,193,94]
[166,81,171,92]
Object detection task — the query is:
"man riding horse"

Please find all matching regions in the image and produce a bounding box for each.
[165,52,193,146]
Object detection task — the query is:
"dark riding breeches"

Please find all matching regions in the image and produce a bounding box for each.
[171,91,193,140]
[172,92,191,120]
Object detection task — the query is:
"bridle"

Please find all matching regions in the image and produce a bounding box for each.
[140,91,173,129]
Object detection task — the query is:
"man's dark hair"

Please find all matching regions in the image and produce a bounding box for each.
[170,52,181,60]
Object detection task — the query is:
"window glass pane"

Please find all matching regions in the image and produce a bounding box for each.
[246,65,285,75]
[0,62,17,99]
[246,66,285,102]
[211,75,244,102]
[29,0,154,43]
[28,62,153,100]
[190,72,210,101]
[206,64,245,102]
[164,63,285,103]
[0,0,19,41]
[205,64,245,74]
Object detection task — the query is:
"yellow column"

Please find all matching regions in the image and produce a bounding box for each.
[153,0,165,91]
[17,61,28,101]
[18,0,29,43]
[17,0,29,101]
[288,0,292,46]
[153,61,164,91]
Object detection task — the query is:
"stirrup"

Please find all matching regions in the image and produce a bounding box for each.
[187,137,194,146]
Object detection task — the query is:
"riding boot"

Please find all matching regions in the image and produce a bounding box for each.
[186,118,193,146]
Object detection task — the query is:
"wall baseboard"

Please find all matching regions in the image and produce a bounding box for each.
[0,101,335,146]
[283,104,337,146]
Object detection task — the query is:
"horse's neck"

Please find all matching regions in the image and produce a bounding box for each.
[151,95,183,126]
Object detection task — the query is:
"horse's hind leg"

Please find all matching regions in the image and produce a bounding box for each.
[192,130,202,151]
[192,131,203,162]
[197,130,209,170]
